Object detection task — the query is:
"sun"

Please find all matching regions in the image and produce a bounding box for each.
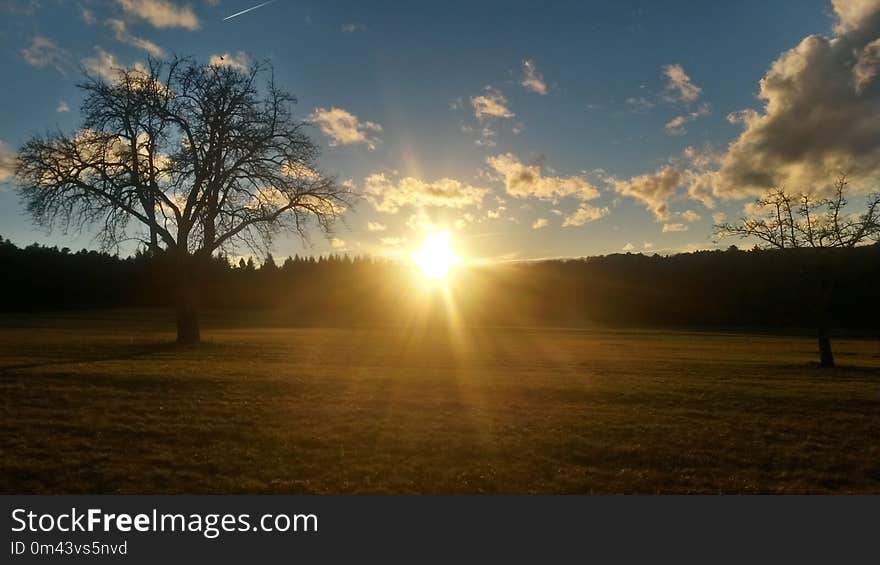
[412,231,460,281]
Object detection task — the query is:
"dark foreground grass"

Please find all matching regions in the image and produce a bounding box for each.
[1,311,879,493]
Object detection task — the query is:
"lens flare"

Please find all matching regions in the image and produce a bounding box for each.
[412,231,460,281]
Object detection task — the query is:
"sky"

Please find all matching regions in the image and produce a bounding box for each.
[1,0,879,262]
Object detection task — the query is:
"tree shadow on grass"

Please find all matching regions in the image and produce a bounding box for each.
[773,362,880,381]
[0,341,219,374]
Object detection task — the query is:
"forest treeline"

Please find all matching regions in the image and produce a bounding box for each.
[1,235,878,330]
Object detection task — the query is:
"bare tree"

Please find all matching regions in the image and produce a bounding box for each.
[715,175,880,367]
[16,56,351,344]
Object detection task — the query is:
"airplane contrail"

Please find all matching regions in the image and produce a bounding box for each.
[223,0,277,21]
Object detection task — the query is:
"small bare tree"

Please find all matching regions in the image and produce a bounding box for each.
[715,175,880,367]
[16,56,351,344]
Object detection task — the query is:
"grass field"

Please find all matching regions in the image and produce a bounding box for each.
[1,311,879,494]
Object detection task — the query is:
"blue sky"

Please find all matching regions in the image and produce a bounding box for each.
[3,0,875,261]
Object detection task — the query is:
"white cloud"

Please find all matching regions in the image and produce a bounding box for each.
[341,22,365,33]
[662,223,688,233]
[80,47,127,82]
[683,145,722,169]
[832,0,880,34]
[664,103,711,136]
[209,51,250,71]
[107,19,164,57]
[471,89,514,120]
[563,205,609,227]
[364,173,489,213]
[0,141,16,182]
[521,59,548,95]
[367,221,387,232]
[622,242,635,252]
[115,0,199,30]
[308,107,382,150]
[532,218,549,229]
[56,100,70,113]
[610,144,722,221]
[663,64,702,103]
[610,165,682,220]
[486,153,600,202]
[21,36,67,71]
[330,238,347,250]
[643,241,655,250]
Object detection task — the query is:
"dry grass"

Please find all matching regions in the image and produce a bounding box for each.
[1,311,879,493]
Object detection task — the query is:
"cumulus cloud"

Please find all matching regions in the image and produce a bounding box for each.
[562,205,609,227]
[209,51,250,71]
[610,145,721,221]
[486,153,600,202]
[330,238,347,250]
[115,0,199,30]
[56,100,70,113]
[622,242,635,252]
[363,173,489,213]
[611,165,682,220]
[532,218,549,229]
[832,0,880,35]
[710,0,880,196]
[366,221,387,232]
[521,59,548,95]
[457,88,516,145]
[471,89,514,120]
[663,64,702,103]
[308,107,382,149]
[21,36,67,72]
[0,141,16,183]
[107,19,164,57]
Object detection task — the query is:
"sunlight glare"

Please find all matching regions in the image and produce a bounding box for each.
[412,231,460,281]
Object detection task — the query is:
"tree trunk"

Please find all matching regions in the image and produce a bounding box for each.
[176,296,200,345]
[818,325,834,368]
[814,252,835,368]
[174,250,201,345]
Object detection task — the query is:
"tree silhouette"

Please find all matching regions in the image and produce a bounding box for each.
[16,56,350,344]
[715,176,880,367]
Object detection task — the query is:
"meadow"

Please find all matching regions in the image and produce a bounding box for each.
[1,311,879,494]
